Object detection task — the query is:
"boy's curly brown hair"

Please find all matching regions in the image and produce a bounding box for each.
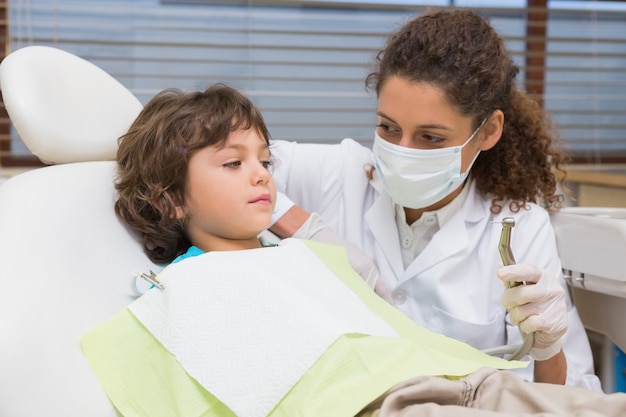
[365,8,568,214]
[114,84,271,264]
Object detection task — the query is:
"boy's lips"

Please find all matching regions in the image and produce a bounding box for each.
[250,193,271,205]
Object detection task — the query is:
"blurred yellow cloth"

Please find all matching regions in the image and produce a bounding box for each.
[82,240,525,417]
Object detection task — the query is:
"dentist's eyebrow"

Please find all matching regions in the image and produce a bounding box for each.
[417,123,453,131]
[376,111,453,132]
[376,111,397,125]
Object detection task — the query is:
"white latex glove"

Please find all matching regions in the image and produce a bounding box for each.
[497,264,568,361]
[294,212,380,289]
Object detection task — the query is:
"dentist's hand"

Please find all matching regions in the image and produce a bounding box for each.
[497,264,568,361]
[294,212,380,289]
[269,192,382,290]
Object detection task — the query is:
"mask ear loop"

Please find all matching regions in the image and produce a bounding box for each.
[461,148,482,177]
[459,117,488,176]
[462,117,488,146]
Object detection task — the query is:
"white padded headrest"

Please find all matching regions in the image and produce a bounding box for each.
[0,45,143,164]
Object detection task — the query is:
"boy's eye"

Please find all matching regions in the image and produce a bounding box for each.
[261,160,273,170]
[223,161,241,168]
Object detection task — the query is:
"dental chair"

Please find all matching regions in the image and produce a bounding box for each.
[0,46,155,416]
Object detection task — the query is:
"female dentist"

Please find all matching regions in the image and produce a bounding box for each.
[269,9,601,391]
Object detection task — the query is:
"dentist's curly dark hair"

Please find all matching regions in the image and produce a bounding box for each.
[115,83,271,263]
[366,8,568,213]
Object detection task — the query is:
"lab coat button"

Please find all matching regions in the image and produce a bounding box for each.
[392,290,407,305]
[401,235,413,248]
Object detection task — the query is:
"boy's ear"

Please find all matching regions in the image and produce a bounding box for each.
[168,192,185,220]
[479,110,504,151]
[155,191,185,219]
[174,205,185,220]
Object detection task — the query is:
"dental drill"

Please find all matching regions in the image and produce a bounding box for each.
[498,217,523,287]
[481,217,534,361]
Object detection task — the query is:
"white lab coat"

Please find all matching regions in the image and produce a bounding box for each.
[271,138,602,391]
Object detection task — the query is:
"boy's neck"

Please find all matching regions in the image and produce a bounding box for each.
[195,237,264,253]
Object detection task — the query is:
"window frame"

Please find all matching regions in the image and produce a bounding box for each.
[2,1,626,166]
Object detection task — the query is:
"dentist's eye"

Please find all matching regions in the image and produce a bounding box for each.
[376,123,398,133]
[376,124,402,141]
[423,134,445,144]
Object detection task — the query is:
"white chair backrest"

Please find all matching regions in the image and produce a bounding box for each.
[0,46,158,416]
[1,45,142,164]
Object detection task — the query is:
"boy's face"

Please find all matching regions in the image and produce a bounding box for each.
[178,128,276,252]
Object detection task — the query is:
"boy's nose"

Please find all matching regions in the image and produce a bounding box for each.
[254,164,271,184]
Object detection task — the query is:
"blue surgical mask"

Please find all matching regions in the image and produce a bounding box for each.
[372,119,486,209]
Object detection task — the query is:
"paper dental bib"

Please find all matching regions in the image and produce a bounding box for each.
[128,238,397,417]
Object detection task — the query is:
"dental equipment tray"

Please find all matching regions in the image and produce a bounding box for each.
[551,207,626,352]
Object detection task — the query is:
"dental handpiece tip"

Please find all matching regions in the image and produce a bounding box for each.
[502,217,515,227]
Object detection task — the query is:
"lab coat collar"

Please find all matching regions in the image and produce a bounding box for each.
[403,179,488,279]
[367,175,489,282]
[365,175,406,280]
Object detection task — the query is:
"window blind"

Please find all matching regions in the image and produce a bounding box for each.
[2,0,626,166]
